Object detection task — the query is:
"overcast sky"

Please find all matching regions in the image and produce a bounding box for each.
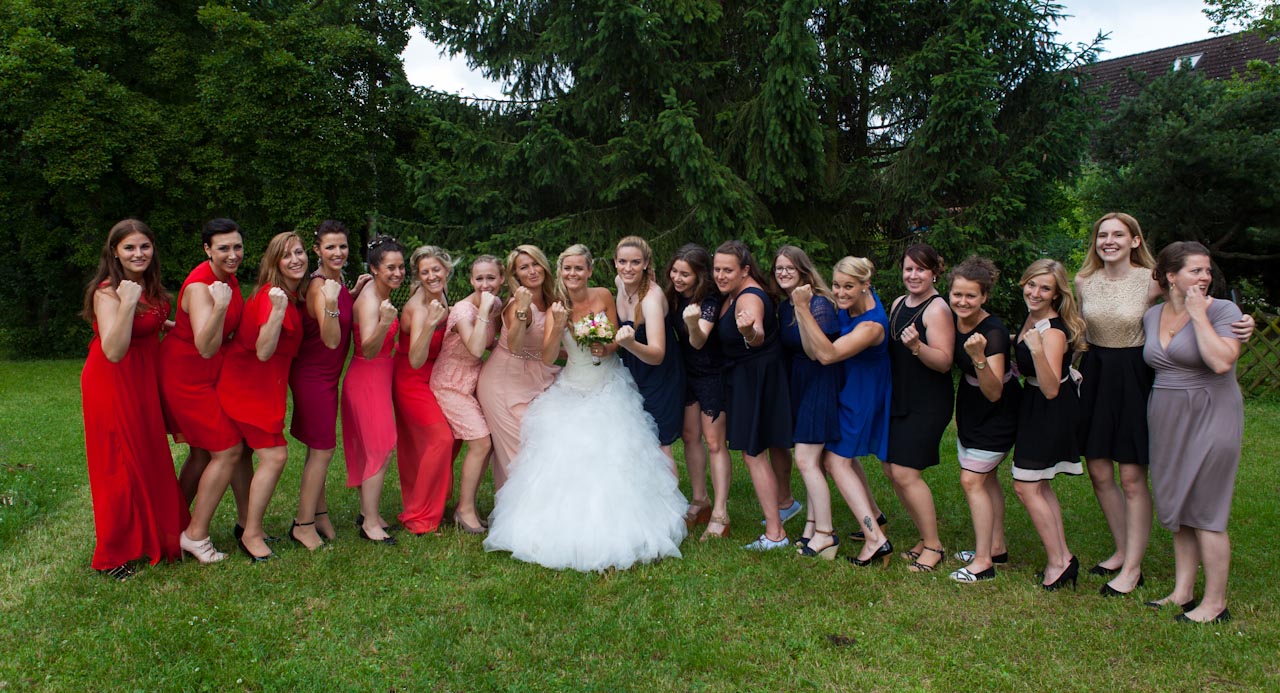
[402,0,1220,97]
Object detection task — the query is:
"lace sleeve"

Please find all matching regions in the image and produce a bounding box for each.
[811,296,840,338]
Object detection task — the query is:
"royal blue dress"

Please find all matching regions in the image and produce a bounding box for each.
[778,297,842,446]
[827,292,891,461]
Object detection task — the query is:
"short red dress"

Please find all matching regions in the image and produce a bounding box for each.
[341,319,398,487]
[393,321,458,533]
[217,285,303,450]
[159,262,244,453]
[82,291,190,570]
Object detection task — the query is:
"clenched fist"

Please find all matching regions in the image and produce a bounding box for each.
[682,303,702,323]
[208,281,232,310]
[378,299,398,325]
[268,286,289,311]
[116,279,142,307]
[963,332,987,359]
[425,299,448,326]
[615,324,636,347]
[790,284,813,310]
[320,278,342,305]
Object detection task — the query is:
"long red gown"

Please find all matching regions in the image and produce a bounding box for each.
[341,319,399,487]
[158,262,244,453]
[393,322,457,533]
[82,294,190,569]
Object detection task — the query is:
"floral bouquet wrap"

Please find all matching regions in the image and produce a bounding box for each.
[572,312,615,365]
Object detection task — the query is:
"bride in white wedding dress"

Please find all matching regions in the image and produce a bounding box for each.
[484,244,688,571]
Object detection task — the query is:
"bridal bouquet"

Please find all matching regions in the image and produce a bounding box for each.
[572,312,615,365]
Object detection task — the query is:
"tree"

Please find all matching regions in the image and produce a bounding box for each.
[406,0,1097,309]
[1086,61,1280,299]
[0,0,421,357]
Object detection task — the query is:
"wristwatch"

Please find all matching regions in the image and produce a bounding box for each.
[975,360,987,370]
[515,309,529,321]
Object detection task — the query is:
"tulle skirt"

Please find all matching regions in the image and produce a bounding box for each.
[484,358,687,571]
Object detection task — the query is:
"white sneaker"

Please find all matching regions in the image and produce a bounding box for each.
[742,534,791,551]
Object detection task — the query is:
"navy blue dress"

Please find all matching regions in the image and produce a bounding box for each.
[619,318,686,446]
[778,297,842,445]
[827,292,891,461]
[671,293,725,418]
[717,287,792,456]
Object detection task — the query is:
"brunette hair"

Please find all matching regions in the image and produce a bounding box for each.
[366,235,405,270]
[81,219,169,322]
[713,240,771,292]
[902,243,945,277]
[1019,259,1086,351]
[202,217,241,247]
[663,243,715,315]
[775,245,834,304]
[1078,212,1156,279]
[505,244,556,308]
[256,232,307,298]
[555,244,594,308]
[948,255,1000,295]
[408,245,457,294]
[314,219,349,244]
[1153,241,1212,292]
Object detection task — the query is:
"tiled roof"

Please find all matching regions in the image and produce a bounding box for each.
[1082,31,1277,111]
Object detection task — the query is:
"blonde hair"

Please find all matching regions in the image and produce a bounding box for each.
[409,245,457,295]
[256,232,307,299]
[615,236,654,305]
[775,245,834,303]
[1078,212,1156,279]
[833,256,875,284]
[555,244,594,308]
[505,245,556,307]
[1019,259,1087,352]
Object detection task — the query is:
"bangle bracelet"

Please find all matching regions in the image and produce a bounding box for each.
[325,309,340,318]
[743,334,752,349]
[476,316,489,324]
[912,347,921,356]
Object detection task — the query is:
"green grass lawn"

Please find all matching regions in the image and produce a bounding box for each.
[1,360,1277,690]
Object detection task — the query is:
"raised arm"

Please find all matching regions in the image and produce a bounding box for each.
[457,293,499,360]
[505,286,533,352]
[962,331,1007,403]
[357,292,397,360]
[682,298,715,349]
[187,281,233,359]
[95,281,140,363]
[407,299,449,370]
[254,288,290,362]
[1188,292,1242,375]
[541,301,570,365]
[307,278,344,350]
[1021,325,1067,399]
[898,298,955,373]
[792,285,883,365]
[616,287,668,366]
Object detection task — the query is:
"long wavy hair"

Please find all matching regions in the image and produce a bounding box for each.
[256,232,308,299]
[555,244,594,309]
[1078,212,1157,279]
[505,244,556,308]
[81,218,169,322]
[1019,259,1086,352]
[663,243,715,315]
[775,245,834,304]
[615,235,655,305]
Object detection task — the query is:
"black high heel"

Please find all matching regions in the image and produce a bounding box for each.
[289,520,325,549]
[848,538,894,567]
[1100,573,1144,597]
[355,513,401,533]
[797,529,839,560]
[849,513,888,541]
[1088,563,1120,577]
[1042,555,1079,591]
[1144,598,1198,611]
[313,510,335,541]
[1175,608,1230,624]
[236,537,277,563]
[234,524,280,544]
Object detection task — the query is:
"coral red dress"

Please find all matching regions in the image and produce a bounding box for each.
[82,293,189,569]
[341,319,398,486]
[289,271,355,450]
[393,321,457,533]
[159,262,244,452]
[217,286,303,450]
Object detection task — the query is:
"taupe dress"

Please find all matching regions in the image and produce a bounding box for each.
[1142,300,1243,532]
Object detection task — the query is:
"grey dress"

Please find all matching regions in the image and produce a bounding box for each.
[1143,299,1243,532]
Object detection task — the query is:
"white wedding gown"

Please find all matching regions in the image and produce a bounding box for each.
[484,330,688,571]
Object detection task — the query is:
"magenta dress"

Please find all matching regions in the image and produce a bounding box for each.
[340,319,397,487]
[289,271,355,450]
[475,304,560,489]
[431,300,498,441]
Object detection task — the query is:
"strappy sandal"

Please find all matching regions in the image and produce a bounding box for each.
[700,513,730,542]
[684,498,712,528]
[796,519,816,548]
[797,529,839,560]
[909,545,946,573]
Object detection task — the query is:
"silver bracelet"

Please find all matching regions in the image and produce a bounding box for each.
[325,309,340,318]
[743,334,752,349]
